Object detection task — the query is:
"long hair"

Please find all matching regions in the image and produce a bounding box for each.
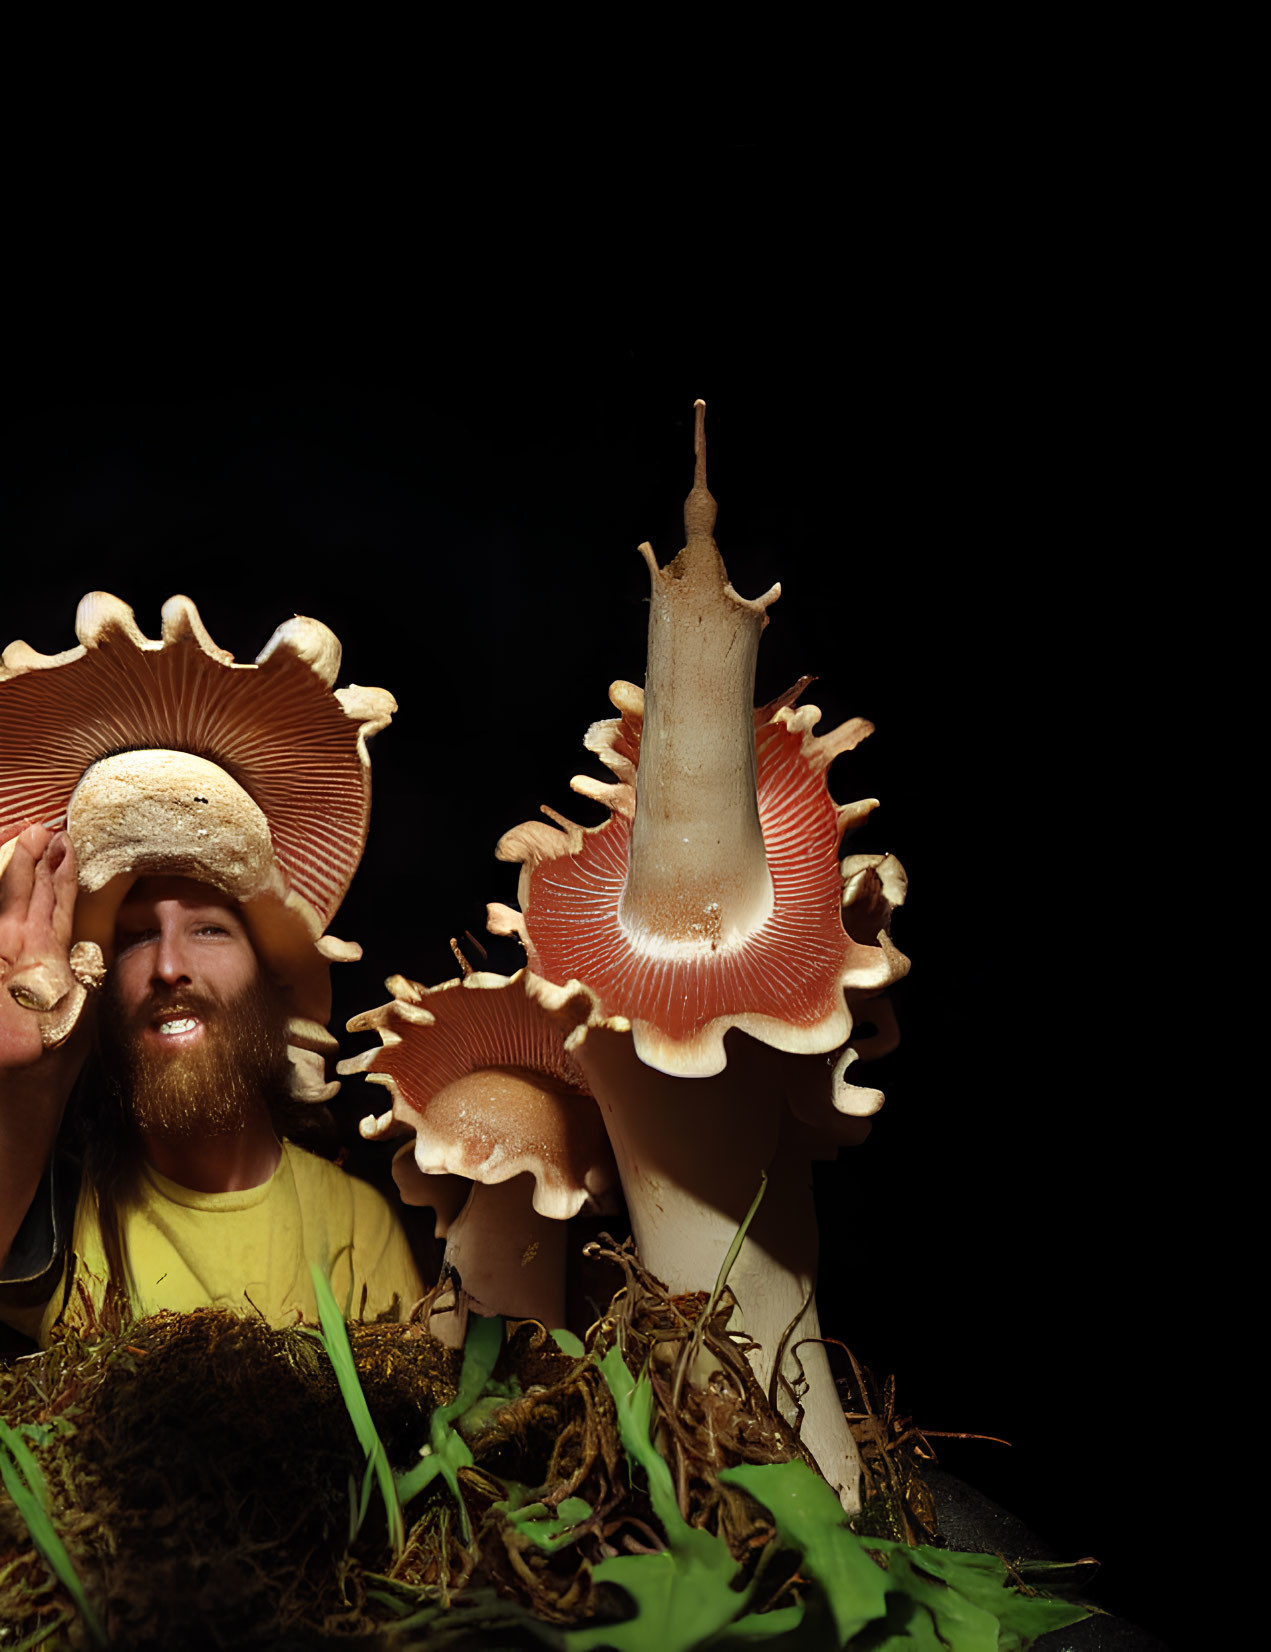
[60,1043,140,1297]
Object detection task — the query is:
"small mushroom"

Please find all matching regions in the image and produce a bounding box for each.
[342,969,618,1342]
[489,404,908,1510]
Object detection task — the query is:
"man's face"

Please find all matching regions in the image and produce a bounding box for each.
[110,878,260,1042]
[100,878,289,1139]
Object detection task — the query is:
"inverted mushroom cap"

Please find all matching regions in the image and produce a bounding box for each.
[490,680,908,1082]
[0,593,394,1056]
[343,969,618,1220]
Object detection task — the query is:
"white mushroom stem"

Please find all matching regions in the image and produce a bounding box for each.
[574,1027,862,1513]
[618,401,780,956]
[438,1171,570,1333]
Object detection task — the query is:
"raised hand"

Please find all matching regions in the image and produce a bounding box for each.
[0,827,102,1063]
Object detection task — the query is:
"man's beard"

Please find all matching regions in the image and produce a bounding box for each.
[98,974,292,1141]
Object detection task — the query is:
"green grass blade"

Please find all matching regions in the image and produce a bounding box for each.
[0,1420,108,1648]
[308,1262,405,1556]
[707,1170,766,1316]
[396,1314,503,1543]
[11,1616,80,1652]
[432,1312,503,1430]
[358,1454,377,1530]
[672,1172,767,1422]
[0,1415,51,1509]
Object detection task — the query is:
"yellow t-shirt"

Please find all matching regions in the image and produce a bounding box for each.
[30,1141,424,1345]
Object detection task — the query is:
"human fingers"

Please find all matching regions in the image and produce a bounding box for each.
[0,823,57,895]
[1,830,76,1009]
[5,885,78,1010]
[48,832,78,950]
[25,839,57,938]
[44,830,69,873]
[0,833,38,922]
[13,823,54,867]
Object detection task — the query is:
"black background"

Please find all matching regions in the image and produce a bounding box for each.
[2,135,1177,1638]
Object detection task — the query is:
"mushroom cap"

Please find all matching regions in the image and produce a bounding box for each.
[0,593,394,1048]
[490,681,909,1082]
[344,968,618,1220]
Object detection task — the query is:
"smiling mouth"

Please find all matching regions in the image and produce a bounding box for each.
[142,1004,209,1042]
[156,1017,199,1036]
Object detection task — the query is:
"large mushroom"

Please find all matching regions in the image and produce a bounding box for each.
[488,404,908,1510]
[342,968,618,1344]
[0,592,393,1094]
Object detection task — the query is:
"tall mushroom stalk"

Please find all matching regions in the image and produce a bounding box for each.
[490,403,908,1511]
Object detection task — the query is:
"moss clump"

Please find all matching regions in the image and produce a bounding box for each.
[1,1304,462,1647]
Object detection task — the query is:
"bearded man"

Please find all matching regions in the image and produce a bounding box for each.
[0,828,422,1348]
[0,595,425,1348]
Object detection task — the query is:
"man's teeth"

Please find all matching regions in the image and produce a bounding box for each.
[157,1017,198,1035]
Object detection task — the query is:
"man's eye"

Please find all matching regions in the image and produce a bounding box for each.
[116,928,158,951]
[196,924,231,937]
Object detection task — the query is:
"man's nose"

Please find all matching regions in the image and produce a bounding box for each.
[151,924,192,986]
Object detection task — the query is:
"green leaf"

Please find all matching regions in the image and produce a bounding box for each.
[862,1601,953,1651]
[394,1425,475,1529]
[598,1346,696,1549]
[502,1494,595,1553]
[889,1547,1002,1650]
[12,1420,64,1450]
[395,1312,504,1543]
[861,1540,1091,1649]
[719,1461,1090,1650]
[565,1549,753,1652]
[552,1327,586,1357]
[711,1602,807,1643]
[720,1459,890,1644]
[308,1262,405,1555]
[435,1311,504,1428]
